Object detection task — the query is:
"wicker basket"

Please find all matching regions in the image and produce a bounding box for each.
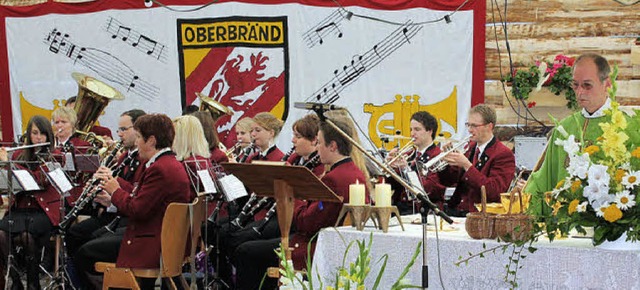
[465,186,496,239]
[495,188,533,242]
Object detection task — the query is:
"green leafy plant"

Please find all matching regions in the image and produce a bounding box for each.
[270,231,422,290]
[504,54,577,110]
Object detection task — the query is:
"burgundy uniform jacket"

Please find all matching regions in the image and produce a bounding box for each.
[290,158,368,269]
[440,137,515,213]
[111,151,191,268]
[390,143,446,209]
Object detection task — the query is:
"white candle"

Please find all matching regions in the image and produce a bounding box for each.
[374,183,392,207]
[349,180,365,206]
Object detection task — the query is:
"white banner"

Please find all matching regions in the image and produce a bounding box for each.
[5,2,475,151]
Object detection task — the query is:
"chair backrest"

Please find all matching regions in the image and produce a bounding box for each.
[159,197,205,277]
[188,197,206,258]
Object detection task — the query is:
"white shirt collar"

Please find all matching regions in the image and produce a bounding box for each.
[145,147,171,168]
[260,144,275,157]
[581,98,611,119]
[417,142,433,156]
[475,136,494,157]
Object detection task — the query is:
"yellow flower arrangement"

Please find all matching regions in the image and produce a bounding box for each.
[539,66,640,245]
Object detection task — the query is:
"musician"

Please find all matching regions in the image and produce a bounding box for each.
[93,114,191,289]
[51,106,91,150]
[65,96,113,140]
[440,104,515,217]
[245,112,285,162]
[387,111,446,214]
[233,118,370,290]
[232,117,255,162]
[69,109,146,289]
[173,115,213,200]
[523,53,617,215]
[0,115,58,290]
[191,111,229,164]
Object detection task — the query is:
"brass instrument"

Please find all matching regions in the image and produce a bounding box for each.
[225,141,244,159]
[420,135,471,173]
[72,72,124,133]
[385,138,415,166]
[71,72,124,152]
[197,92,233,122]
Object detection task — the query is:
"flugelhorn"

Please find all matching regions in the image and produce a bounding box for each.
[419,135,471,173]
[385,138,415,166]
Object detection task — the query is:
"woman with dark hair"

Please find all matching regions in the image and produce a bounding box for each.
[0,115,59,290]
[191,111,229,164]
[94,114,191,290]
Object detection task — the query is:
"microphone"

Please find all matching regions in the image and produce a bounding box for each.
[294,102,345,111]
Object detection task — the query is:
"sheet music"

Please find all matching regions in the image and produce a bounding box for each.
[47,168,74,193]
[197,169,217,194]
[218,174,248,201]
[63,152,75,171]
[13,170,40,191]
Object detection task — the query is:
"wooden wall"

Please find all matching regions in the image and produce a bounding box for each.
[485,0,640,126]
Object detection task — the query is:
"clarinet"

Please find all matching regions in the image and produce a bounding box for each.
[281,146,295,162]
[102,151,140,233]
[59,141,123,230]
[230,196,271,230]
[229,193,258,229]
[252,202,277,235]
[237,143,256,163]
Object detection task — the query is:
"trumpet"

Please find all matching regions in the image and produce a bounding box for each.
[225,141,243,159]
[419,135,471,173]
[385,138,415,166]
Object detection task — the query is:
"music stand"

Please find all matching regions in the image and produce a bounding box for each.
[221,162,342,261]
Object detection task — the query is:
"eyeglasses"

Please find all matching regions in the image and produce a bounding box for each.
[465,122,487,129]
[571,81,594,91]
[117,126,133,133]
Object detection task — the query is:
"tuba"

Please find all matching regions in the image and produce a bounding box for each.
[72,72,124,148]
[196,92,233,122]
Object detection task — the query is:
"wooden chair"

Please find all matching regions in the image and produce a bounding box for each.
[95,197,206,290]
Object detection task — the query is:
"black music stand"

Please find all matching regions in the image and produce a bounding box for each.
[221,162,342,262]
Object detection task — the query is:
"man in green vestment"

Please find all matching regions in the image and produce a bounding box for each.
[523,53,613,215]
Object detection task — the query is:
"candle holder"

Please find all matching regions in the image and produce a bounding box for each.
[336,204,372,231]
[369,206,404,233]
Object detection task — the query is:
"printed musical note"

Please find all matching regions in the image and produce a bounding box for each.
[104,17,168,63]
[43,28,159,101]
[303,10,349,48]
[111,25,132,42]
[307,21,422,104]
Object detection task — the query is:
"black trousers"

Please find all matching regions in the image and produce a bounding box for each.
[66,213,117,256]
[73,226,124,288]
[232,237,280,290]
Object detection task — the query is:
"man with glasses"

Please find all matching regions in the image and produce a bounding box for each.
[439,104,515,217]
[523,53,615,215]
[67,109,147,288]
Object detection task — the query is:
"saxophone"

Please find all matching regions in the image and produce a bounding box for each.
[59,141,123,230]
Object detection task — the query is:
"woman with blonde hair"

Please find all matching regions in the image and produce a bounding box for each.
[191,111,229,164]
[233,117,255,162]
[244,112,285,162]
[173,115,212,200]
[51,106,90,149]
[325,109,374,193]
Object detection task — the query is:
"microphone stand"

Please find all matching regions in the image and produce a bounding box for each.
[308,107,452,290]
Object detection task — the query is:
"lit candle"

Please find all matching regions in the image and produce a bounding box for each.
[374,182,392,207]
[349,180,365,206]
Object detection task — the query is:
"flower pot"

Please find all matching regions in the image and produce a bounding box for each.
[596,232,640,251]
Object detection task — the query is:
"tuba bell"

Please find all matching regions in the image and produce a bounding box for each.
[72,72,124,135]
[196,92,233,122]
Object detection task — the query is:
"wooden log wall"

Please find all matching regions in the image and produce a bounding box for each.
[486,0,640,126]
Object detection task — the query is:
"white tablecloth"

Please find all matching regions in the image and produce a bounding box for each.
[312,215,640,289]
